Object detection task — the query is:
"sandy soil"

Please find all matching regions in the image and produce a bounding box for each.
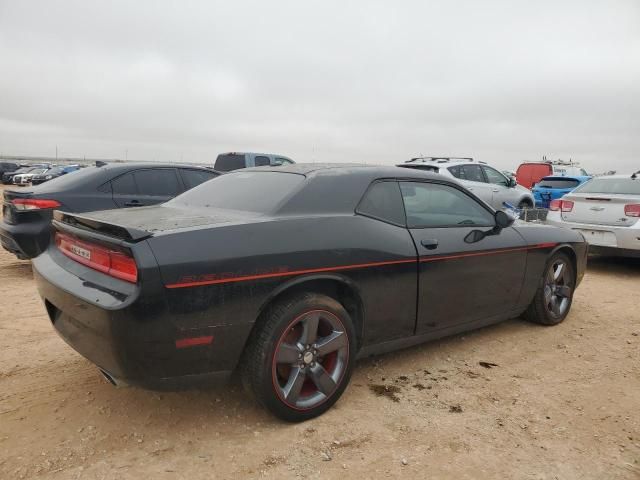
[0,190,638,479]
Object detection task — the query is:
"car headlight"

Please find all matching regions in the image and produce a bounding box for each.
[45,175,52,180]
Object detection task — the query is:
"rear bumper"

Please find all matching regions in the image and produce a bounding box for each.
[0,218,50,258]
[32,248,252,390]
[546,213,640,253]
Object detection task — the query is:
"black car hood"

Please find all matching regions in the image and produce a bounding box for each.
[73,204,260,234]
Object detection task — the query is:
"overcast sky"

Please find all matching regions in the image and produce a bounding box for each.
[0,1,638,172]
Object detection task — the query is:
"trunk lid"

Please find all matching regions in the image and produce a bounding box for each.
[561,193,640,227]
[53,204,257,241]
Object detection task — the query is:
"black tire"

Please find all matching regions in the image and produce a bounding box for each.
[241,292,356,422]
[524,252,575,325]
[518,200,532,209]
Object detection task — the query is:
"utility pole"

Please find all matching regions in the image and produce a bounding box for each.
[56,145,58,161]
[125,149,128,161]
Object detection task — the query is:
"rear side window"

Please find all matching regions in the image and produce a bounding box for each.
[400,182,494,228]
[459,165,486,183]
[179,169,217,190]
[254,156,271,167]
[356,181,405,226]
[133,169,181,196]
[536,178,580,189]
[448,166,462,178]
[215,154,246,172]
[111,173,137,195]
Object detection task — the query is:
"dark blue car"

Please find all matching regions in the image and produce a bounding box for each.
[532,175,592,208]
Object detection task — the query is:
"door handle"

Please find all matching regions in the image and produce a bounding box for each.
[421,239,439,250]
[124,200,143,207]
[492,188,500,192]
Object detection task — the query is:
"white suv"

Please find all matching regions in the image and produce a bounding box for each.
[398,157,534,211]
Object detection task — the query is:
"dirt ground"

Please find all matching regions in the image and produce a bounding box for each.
[0,195,639,479]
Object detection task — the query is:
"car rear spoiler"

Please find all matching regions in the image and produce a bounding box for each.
[52,210,152,243]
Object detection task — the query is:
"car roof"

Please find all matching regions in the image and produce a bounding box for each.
[236,163,461,216]
[398,159,486,168]
[243,162,446,180]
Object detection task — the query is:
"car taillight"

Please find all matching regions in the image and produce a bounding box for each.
[12,198,61,210]
[625,204,640,217]
[549,199,561,211]
[55,232,138,283]
[561,200,574,212]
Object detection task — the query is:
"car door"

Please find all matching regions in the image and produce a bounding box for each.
[482,165,512,209]
[399,180,527,334]
[450,164,494,206]
[111,171,143,208]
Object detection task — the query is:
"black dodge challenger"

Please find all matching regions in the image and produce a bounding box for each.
[33,164,587,421]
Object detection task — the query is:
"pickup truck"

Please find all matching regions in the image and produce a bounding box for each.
[214,152,294,172]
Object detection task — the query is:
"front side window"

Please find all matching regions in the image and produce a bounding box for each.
[356,181,405,226]
[483,166,509,186]
[400,182,494,228]
[133,169,180,196]
[274,157,293,166]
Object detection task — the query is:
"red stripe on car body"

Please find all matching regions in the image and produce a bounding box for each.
[165,243,558,289]
[175,336,214,349]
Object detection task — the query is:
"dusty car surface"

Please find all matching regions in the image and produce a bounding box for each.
[33,164,587,421]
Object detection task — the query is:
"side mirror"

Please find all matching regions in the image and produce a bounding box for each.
[495,210,515,229]
[508,177,517,188]
[464,229,487,243]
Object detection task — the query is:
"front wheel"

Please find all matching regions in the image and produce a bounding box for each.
[524,252,575,325]
[242,293,356,422]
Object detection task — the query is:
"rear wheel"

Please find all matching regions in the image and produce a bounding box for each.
[242,293,355,422]
[524,252,575,325]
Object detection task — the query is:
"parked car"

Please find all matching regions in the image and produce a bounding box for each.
[0,162,20,177]
[532,175,592,209]
[214,152,294,172]
[3,166,38,185]
[13,168,50,186]
[31,165,81,185]
[398,157,534,210]
[516,161,588,189]
[546,172,640,257]
[1,162,220,259]
[33,164,587,421]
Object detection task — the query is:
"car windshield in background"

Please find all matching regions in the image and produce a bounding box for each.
[33,166,100,192]
[29,169,47,175]
[574,178,640,195]
[45,166,65,175]
[537,179,580,189]
[170,171,305,213]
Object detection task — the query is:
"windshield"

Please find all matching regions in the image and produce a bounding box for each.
[573,177,640,195]
[170,171,305,213]
[45,166,65,175]
[536,178,580,189]
[29,169,47,175]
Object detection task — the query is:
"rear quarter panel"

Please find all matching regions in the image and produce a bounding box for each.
[146,214,419,348]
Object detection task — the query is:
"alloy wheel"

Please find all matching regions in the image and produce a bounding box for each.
[272,310,349,410]
[543,259,572,319]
